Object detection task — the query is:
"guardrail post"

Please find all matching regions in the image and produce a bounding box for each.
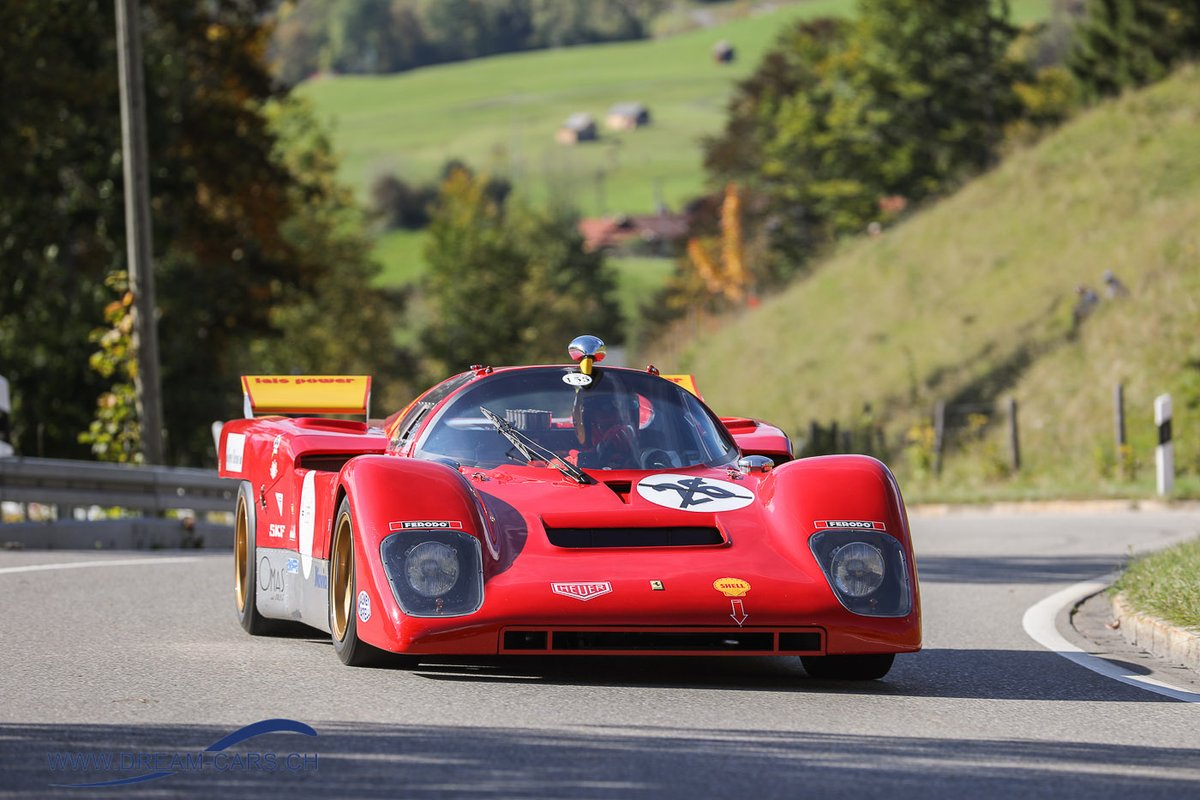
[1155,394,1173,496]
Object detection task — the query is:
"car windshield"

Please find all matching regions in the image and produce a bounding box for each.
[415,367,739,471]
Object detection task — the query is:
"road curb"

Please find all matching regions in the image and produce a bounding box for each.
[1110,592,1200,675]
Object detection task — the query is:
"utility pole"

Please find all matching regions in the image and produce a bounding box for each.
[115,0,165,464]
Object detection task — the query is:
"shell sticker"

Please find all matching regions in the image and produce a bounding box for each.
[713,577,751,597]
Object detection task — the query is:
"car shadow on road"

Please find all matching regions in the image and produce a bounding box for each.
[398,646,1182,702]
[4,719,1199,799]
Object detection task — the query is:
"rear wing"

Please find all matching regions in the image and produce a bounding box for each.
[661,374,702,400]
[241,375,371,419]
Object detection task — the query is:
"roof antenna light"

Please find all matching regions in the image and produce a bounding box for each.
[568,335,606,377]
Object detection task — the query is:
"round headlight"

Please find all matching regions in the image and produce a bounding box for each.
[404,541,460,597]
[830,542,885,597]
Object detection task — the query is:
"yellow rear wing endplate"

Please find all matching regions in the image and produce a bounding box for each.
[242,375,371,418]
[661,374,702,400]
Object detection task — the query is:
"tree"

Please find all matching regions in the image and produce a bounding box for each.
[1069,0,1200,97]
[420,168,621,378]
[0,0,404,463]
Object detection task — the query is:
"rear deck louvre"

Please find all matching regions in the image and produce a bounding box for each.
[545,526,725,548]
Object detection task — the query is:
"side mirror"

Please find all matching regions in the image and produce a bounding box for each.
[738,455,774,474]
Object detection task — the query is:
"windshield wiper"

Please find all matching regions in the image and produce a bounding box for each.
[479,406,594,485]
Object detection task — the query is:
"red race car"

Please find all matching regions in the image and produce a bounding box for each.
[218,335,920,679]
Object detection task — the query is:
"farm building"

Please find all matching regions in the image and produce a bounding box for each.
[556,112,598,144]
[578,213,688,255]
[606,102,651,131]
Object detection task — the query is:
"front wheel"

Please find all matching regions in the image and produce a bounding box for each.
[329,497,392,667]
[800,653,895,681]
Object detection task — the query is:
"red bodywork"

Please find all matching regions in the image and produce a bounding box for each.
[218,366,921,658]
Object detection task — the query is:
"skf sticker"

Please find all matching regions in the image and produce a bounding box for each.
[551,581,612,601]
[636,474,754,512]
[389,520,464,531]
[224,433,245,474]
[268,524,286,538]
[815,520,886,530]
[357,590,371,622]
[562,373,592,387]
[713,577,751,597]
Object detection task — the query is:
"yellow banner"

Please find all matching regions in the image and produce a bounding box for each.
[242,376,371,416]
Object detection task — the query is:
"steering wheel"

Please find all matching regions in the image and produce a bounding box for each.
[594,424,639,469]
[640,448,674,469]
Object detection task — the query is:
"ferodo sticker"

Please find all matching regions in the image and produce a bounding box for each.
[713,577,751,597]
[551,582,612,601]
[389,520,464,531]
[815,520,886,530]
[357,590,371,622]
[224,433,245,474]
[636,474,754,512]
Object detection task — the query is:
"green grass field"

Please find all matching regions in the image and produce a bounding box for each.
[1113,537,1200,631]
[661,65,1200,499]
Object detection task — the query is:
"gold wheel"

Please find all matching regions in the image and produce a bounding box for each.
[234,495,249,613]
[331,511,354,642]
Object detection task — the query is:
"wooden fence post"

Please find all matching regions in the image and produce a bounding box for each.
[933,400,946,477]
[1007,397,1020,473]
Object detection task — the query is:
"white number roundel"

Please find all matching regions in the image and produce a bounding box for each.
[636,473,754,512]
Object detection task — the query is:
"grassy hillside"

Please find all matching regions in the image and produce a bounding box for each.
[663,65,1200,501]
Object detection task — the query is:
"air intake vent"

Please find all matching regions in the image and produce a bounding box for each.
[545,526,725,548]
[500,627,824,655]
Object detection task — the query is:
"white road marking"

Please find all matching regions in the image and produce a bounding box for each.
[1023,573,1200,704]
[0,556,200,576]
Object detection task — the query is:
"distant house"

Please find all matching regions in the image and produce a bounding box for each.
[578,213,688,255]
[556,112,598,144]
[606,102,651,131]
[712,40,735,64]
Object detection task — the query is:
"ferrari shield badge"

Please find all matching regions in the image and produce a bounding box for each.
[636,474,754,512]
[551,581,612,601]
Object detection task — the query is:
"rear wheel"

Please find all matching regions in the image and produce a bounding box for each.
[800,653,895,681]
[234,482,275,635]
[329,497,393,667]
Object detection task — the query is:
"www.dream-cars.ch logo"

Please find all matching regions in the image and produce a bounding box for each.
[46,719,318,788]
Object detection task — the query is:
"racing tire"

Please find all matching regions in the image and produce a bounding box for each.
[800,653,895,681]
[329,497,394,668]
[234,481,277,635]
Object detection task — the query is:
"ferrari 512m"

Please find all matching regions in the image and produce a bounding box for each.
[218,335,920,679]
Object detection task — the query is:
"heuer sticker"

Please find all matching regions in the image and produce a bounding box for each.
[285,557,300,575]
[357,590,371,622]
[389,520,464,531]
[562,373,592,387]
[713,577,751,597]
[636,473,754,512]
[551,581,612,601]
[268,523,286,538]
[815,520,886,530]
[224,433,245,474]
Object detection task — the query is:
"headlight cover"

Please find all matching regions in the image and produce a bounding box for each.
[809,529,912,617]
[381,530,483,617]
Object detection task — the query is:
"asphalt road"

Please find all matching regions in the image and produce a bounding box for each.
[1,508,1199,799]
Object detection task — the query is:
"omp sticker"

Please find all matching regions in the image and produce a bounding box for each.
[357,590,371,622]
[224,433,245,474]
[275,492,284,516]
[268,524,286,538]
[562,373,592,387]
[713,577,751,597]
[298,471,316,579]
[389,520,464,531]
[551,582,612,601]
[285,558,300,574]
[815,520,886,530]
[636,474,754,512]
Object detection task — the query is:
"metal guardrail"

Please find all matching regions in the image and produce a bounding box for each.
[0,457,239,514]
